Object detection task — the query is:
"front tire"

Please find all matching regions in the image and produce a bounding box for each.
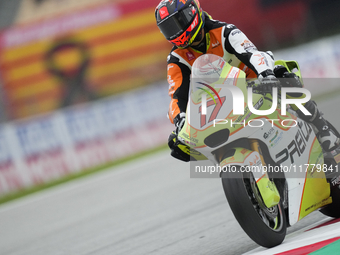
[221,167,287,248]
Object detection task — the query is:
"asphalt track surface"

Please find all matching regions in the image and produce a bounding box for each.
[0,97,339,255]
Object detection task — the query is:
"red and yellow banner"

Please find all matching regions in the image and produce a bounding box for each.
[0,0,171,120]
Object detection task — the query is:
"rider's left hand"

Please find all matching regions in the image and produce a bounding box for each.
[168,131,190,162]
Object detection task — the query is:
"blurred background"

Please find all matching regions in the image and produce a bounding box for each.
[0,0,340,197]
[1,2,340,253]
[0,0,340,121]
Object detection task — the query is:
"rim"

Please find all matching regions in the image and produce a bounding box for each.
[243,173,285,232]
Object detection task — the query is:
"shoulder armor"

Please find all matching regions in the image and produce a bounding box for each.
[167,52,180,64]
[224,24,238,35]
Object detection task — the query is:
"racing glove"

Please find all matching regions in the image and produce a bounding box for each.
[274,65,303,97]
[168,131,190,162]
[255,69,281,93]
[168,112,190,162]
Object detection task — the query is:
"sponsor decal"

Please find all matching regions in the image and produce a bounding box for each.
[191,7,196,15]
[186,51,196,61]
[275,122,313,164]
[263,127,275,139]
[253,53,269,66]
[182,132,199,143]
[254,53,265,65]
[159,7,169,19]
[249,154,261,166]
[231,29,242,36]
[167,74,175,94]
[270,131,278,142]
[190,14,199,30]
[184,140,196,146]
[331,175,340,186]
[235,106,249,123]
[212,41,220,48]
[167,64,174,71]
[269,131,283,148]
[234,98,263,124]
[254,97,264,110]
[240,148,248,154]
[241,40,257,53]
[304,198,331,212]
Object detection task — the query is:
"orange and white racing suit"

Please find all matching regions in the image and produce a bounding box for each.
[167,15,275,124]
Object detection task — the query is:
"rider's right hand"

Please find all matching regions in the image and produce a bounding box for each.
[168,112,190,162]
[168,131,190,162]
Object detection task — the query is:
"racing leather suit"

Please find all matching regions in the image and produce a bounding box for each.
[167,14,275,124]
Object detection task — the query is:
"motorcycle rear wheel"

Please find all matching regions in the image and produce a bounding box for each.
[221,167,287,248]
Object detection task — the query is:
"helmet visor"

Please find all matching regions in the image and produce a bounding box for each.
[158,4,197,40]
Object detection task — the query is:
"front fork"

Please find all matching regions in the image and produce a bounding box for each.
[249,139,281,208]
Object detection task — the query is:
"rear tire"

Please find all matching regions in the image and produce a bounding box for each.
[221,167,287,248]
[320,204,340,218]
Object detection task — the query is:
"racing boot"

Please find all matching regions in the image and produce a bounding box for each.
[296,100,340,152]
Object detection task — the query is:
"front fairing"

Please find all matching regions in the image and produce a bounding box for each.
[178,54,293,158]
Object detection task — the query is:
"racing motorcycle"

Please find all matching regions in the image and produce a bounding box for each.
[176,54,340,248]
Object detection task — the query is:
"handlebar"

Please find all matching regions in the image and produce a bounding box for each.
[247,80,281,94]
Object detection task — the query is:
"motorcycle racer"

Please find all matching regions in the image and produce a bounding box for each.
[155,0,340,161]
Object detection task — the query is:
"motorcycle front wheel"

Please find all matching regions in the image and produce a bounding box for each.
[221,166,287,248]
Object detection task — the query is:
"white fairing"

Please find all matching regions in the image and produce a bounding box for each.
[186,54,323,226]
[250,119,318,225]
